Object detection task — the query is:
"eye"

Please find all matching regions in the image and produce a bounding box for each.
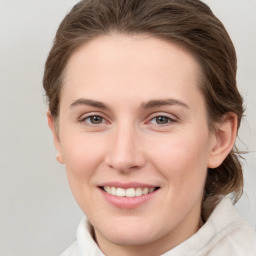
[154,116,170,124]
[87,115,103,124]
[149,115,176,126]
[80,115,107,125]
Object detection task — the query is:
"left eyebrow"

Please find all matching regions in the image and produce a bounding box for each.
[142,98,190,109]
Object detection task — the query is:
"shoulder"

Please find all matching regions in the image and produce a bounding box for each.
[59,241,81,256]
[164,197,256,256]
[59,218,105,256]
[198,197,256,255]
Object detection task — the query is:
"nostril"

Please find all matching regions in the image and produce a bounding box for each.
[104,135,146,172]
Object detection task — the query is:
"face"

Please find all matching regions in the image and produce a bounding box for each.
[51,34,219,255]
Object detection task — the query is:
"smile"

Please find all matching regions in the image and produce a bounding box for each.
[99,184,160,208]
[102,186,159,197]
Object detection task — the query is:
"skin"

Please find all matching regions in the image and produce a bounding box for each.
[48,34,237,256]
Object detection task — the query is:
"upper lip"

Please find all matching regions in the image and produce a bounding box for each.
[98,182,159,189]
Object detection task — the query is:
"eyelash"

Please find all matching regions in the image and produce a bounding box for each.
[148,115,176,126]
[78,113,177,127]
[78,114,108,126]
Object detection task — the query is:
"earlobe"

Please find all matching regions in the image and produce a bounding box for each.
[207,113,238,168]
[56,154,64,164]
[47,111,64,164]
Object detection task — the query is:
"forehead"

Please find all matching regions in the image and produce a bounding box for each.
[65,33,200,76]
[62,34,203,107]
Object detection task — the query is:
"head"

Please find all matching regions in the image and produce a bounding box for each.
[44,0,244,253]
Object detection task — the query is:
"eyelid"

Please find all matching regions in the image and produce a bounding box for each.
[146,112,177,121]
[78,112,110,125]
[145,112,178,127]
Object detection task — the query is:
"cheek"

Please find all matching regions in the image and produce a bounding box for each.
[60,133,106,210]
[59,134,107,211]
[149,130,211,188]
[61,132,106,176]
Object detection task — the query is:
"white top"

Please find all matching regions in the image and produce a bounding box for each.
[60,197,256,256]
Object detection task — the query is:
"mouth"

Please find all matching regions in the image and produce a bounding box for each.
[99,186,160,198]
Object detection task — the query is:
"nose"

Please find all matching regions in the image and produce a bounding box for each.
[105,125,146,173]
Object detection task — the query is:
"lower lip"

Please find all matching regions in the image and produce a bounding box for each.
[99,188,159,209]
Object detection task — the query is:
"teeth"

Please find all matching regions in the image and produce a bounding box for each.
[149,188,154,193]
[105,186,111,194]
[116,188,126,197]
[126,188,135,197]
[142,188,149,195]
[103,186,157,197]
[111,187,116,196]
[135,188,143,197]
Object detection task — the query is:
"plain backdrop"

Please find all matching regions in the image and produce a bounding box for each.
[0,1,255,255]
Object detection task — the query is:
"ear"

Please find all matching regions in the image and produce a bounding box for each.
[47,111,64,164]
[207,113,238,168]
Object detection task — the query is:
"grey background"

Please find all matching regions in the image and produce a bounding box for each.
[0,0,255,255]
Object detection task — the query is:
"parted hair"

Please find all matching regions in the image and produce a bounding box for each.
[43,0,244,216]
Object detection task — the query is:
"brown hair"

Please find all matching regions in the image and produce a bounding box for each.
[43,0,244,213]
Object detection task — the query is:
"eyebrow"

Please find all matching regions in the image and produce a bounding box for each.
[70,98,190,110]
[142,99,190,109]
[70,98,109,109]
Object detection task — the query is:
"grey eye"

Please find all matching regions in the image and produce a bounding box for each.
[89,116,103,124]
[155,116,170,124]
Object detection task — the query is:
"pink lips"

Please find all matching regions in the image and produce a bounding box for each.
[99,181,156,189]
[98,182,159,209]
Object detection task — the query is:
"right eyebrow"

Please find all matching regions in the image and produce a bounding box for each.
[70,98,109,110]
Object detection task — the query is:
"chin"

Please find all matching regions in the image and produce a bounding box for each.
[94,216,166,247]
[102,229,158,247]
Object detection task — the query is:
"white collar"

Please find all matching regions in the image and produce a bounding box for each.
[74,197,256,256]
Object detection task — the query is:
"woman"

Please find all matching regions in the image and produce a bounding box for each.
[43,0,256,255]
